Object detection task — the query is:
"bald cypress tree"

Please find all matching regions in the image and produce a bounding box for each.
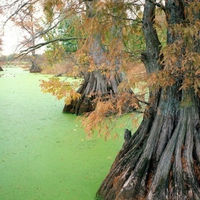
[97,0,200,199]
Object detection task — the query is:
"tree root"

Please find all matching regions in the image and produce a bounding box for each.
[97,104,200,200]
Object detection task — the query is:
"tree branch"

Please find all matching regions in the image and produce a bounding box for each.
[148,0,166,12]
[3,0,38,25]
[34,15,63,40]
[19,37,85,56]
[142,0,164,73]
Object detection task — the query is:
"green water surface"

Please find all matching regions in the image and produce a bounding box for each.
[0,67,123,200]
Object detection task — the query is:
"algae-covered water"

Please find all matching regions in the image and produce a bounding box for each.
[0,67,123,200]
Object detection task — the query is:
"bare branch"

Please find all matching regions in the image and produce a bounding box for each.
[34,15,63,40]
[4,1,31,25]
[19,37,85,56]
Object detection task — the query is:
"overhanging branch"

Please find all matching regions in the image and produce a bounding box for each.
[19,37,85,56]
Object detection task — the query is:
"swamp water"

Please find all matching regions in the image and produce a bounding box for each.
[0,67,124,200]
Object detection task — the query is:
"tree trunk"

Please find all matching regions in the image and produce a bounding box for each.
[29,52,41,73]
[29,23,41,73]
[63,0,126,115]
[29,59,41,73]
[97,0,200,199]
[97,85,200,199]
[63,69,123,115]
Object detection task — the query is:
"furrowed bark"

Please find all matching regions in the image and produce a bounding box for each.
[62,70,123,115]
[96,0,200,199]
[63,1,131,115]
[141,0,163,73]
[97,88,200,200]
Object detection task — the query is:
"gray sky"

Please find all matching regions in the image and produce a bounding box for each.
[2,21,45,55]
[1,0,44,56]
[2,21,22,55]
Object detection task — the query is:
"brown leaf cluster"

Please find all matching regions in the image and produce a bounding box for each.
[40,77,80,102]
[81,91,143,139]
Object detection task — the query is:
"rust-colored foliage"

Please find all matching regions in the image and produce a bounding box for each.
[81,91,143,139]
[3,0,200,199]
[40,77,80,103]
[181,157,187,172]
[146,172,153,192]
[194,160,200,183]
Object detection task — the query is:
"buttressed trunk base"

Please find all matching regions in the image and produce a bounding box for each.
[96,0,200,198]
[29,58,41,73]
[97,87,200,199]
[63,70,122,115]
